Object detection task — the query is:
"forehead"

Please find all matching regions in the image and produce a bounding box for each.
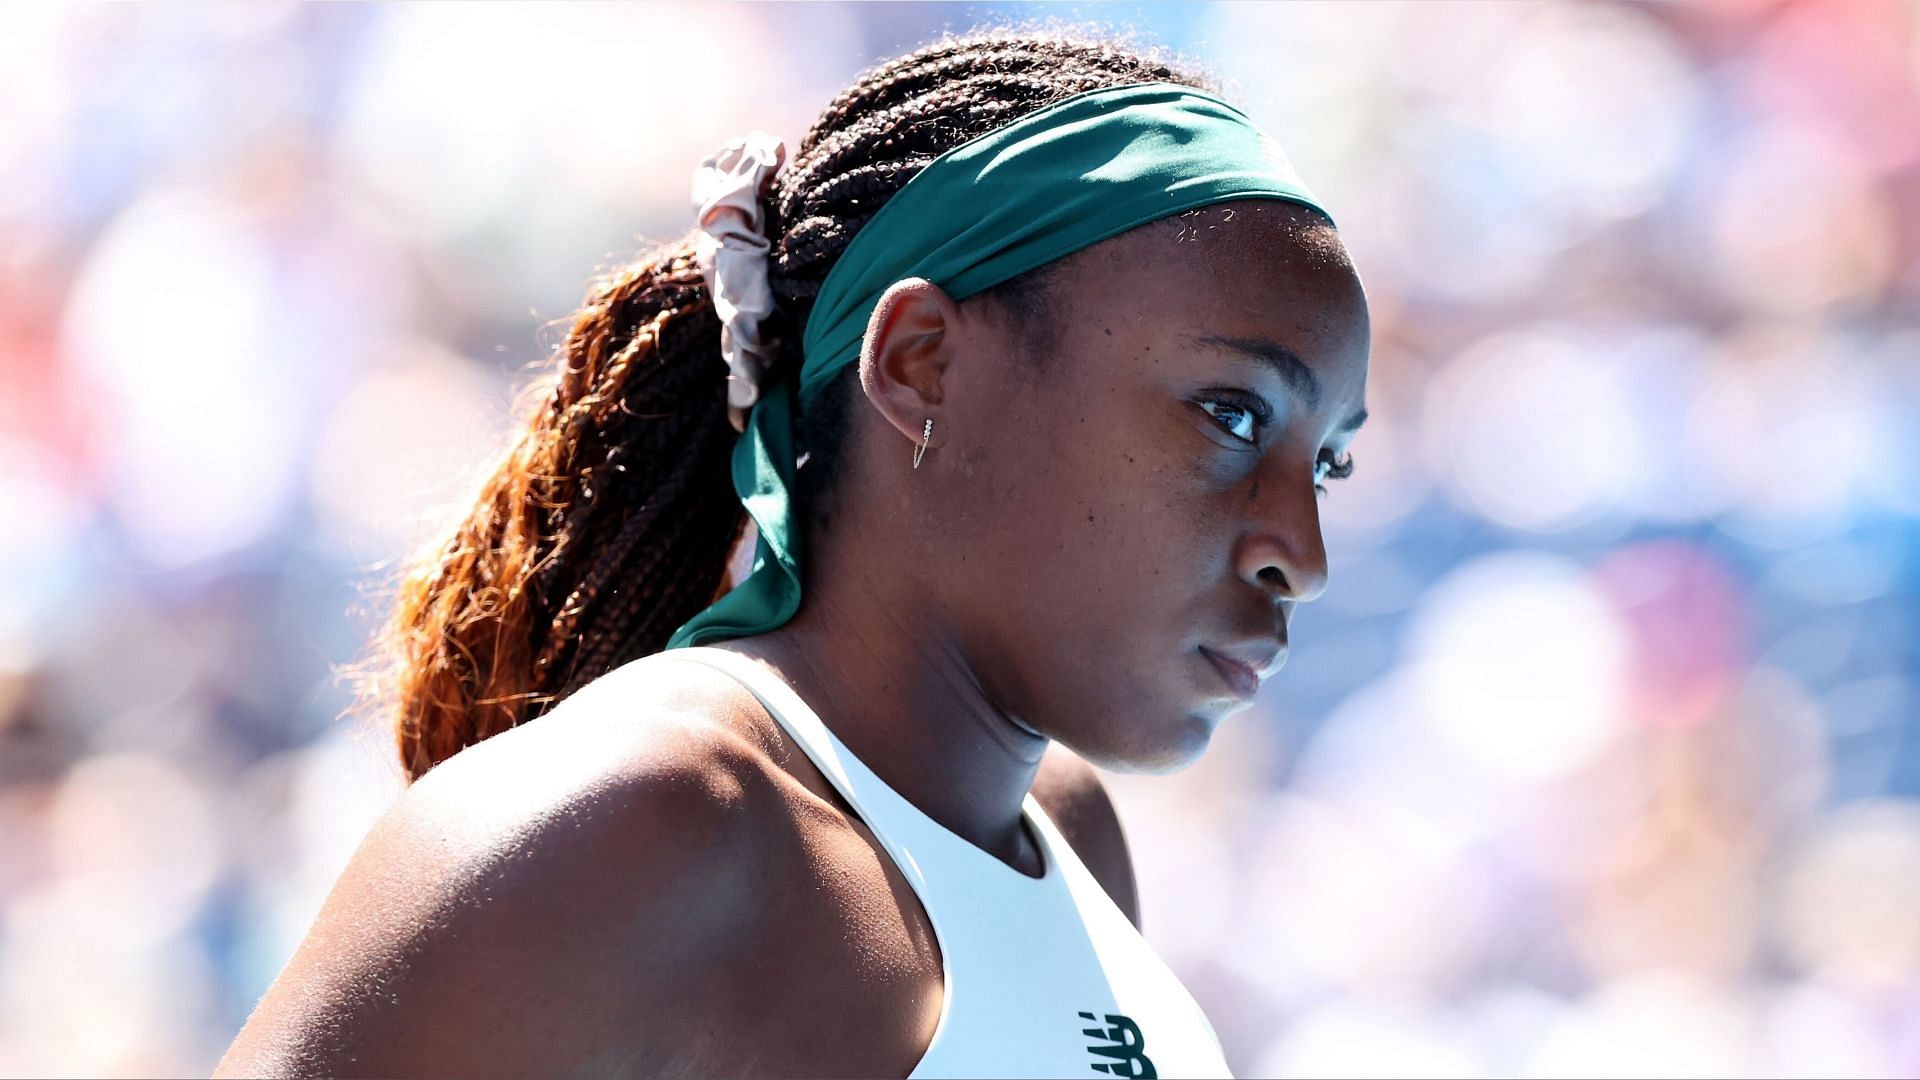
[1047,200,1371,385]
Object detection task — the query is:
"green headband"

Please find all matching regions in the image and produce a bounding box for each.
[665,81,1333,651]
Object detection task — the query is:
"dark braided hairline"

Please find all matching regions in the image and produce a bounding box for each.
[778,38,1207,226]
[794,31,1198,157]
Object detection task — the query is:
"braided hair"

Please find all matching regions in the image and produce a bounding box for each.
[354,27,1216,783]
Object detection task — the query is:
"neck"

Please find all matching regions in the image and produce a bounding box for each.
[717,531,1049,875]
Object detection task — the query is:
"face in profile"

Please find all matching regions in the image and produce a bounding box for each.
[931,198,1372,772]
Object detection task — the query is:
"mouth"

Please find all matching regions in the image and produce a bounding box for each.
[1198,646,1263,701]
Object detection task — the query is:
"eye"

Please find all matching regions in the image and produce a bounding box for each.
[1196,391,1274,445]
[1315,450,1355,497]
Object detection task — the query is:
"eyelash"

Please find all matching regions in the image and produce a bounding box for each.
[1316,451,1355,497]
[1195,392,1356,496]
[1196,391,1274,444]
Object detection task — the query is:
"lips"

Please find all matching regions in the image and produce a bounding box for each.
[1200,646,1267,699]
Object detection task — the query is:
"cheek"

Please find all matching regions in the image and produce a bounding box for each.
[949,397,1227,629]
[942,404,1240,753]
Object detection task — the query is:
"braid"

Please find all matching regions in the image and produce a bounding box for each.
[351,25,1215,783]
[356,239,744,782]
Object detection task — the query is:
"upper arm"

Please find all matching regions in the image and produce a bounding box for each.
[1031,743,1141,931]
[214,713,778,1079]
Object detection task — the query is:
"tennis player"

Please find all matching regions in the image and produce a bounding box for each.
[216,26,1369,1079]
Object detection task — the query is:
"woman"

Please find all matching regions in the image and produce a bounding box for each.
[217,26,1368,1079]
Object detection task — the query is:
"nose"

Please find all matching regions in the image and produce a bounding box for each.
[1234,459,1330,605]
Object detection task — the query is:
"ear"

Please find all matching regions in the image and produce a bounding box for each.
[856,277,960,453]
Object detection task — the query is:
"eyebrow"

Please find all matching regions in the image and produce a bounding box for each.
[1184,333,1369,431]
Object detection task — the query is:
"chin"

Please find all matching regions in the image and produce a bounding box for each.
[1094,705,1219,775]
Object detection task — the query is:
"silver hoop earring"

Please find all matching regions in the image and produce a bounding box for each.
[913,418,933,469]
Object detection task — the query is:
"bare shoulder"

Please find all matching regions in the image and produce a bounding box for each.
[215,661,797,1079]
[1031,742,1142,930]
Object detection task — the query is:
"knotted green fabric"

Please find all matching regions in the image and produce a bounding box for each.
[665,81,1333,650]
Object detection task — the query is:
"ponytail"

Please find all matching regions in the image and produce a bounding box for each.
[353,238,748,783]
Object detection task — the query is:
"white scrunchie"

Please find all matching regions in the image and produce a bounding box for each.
[691,131,787,434]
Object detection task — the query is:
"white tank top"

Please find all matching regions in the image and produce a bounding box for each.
[659,645,1235,1079]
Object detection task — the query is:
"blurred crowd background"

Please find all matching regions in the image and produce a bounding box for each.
[1,2,1916,1076]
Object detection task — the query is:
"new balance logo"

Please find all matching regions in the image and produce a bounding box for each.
[1079,1010,1156,1078]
